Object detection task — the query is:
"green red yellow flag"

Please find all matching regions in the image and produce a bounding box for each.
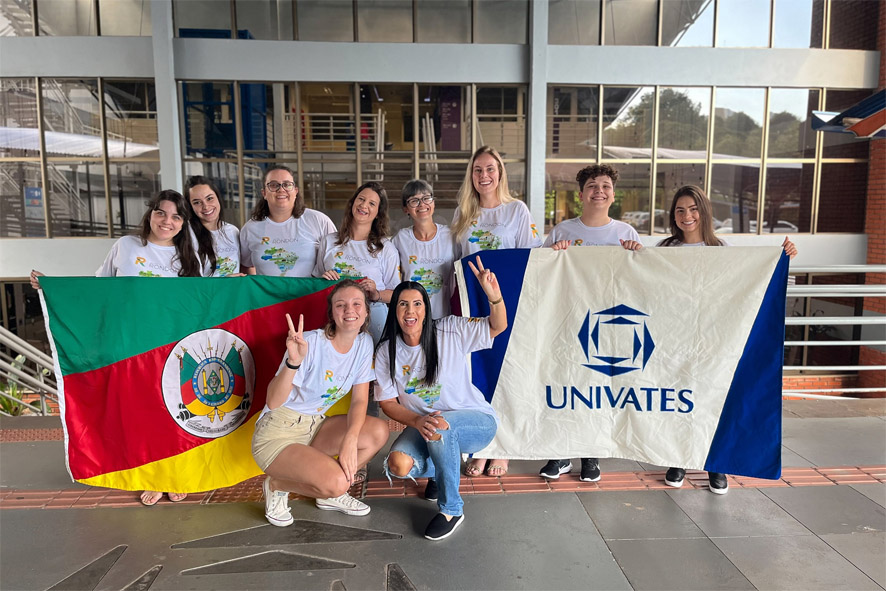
[39,275,340,493]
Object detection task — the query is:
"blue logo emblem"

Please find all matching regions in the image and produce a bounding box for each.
[578,304,655,376]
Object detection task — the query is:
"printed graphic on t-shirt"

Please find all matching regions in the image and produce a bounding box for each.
[405,376,441,407]
[468,229,502,250]
[531,224,539,239]
[333,261,364,280]
[261,247,299,276]
[318,383,348,412]
[138,270,162,277]
[408,267,443,295]
[216,257,238,277]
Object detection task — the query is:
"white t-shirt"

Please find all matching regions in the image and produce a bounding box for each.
[655,238,732,247]
[392,224,456,318]
[209,224,241,277]
[239,210,336,277]
[374,316,497,422]
[96,235,182,277]
[313,233,401,290]
[543,218,640,247]
[260,329,375,418]
[453,200,542,258]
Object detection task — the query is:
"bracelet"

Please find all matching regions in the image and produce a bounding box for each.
[284,358,301,370]
[489,297,503,305]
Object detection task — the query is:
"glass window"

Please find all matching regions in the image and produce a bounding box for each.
[174,0,232,38]
[602,86,654,157]
[710,163,760,234]
[416,0,470,43]
[822,90,873,159]
[716,0,770,47]
[1,78,40,158]
[610,162,652,232]
[42,79,102,143]
[604,0,657,46]
[46,161,107,237]
[829,0,878,50]
[1,0,35,36]
[299,83,355,152]
[504,161,526,201]
[768,89,818,159]
[0,161,44,237]
[657,87,709,154]
[181,82,237,157]
[297,0,353,41]
[764,163,812,234]
[99,0,152,36]
[357,0,412,43]
[713,88,764,159]
[236,0,293,40]
[661,0,713,47]
[548,0,600,45]
[38,0,97,35]
[302,153,356,221]
[183,160,244,227]
[104,80,158,152]
[477,87,526,158]
[109,161,160,235]
[547,86,599,158]
[476,0,528,44]
[817,162,866,233]
[654,162,707,234]
[773,0,824,48]
[545,161,584,230]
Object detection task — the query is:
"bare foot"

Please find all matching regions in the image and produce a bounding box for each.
[485,460,509,477]
[167,492,188,502]
[140,490,163,506]
[464,458,487,477]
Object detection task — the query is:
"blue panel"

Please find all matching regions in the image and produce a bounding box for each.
[461,249,532,403]
[705,253,789,479]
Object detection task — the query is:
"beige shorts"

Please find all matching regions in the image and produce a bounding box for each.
[251,406,327,472]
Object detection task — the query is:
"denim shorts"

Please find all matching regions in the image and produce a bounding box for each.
[251,406,326,471]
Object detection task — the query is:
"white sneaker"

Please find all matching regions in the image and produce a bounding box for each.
[263,476,293,527]
[315,493,370,516]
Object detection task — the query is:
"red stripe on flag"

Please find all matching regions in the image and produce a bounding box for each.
[63,288,333,480]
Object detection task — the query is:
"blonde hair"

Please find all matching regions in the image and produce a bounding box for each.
[452,146,514,241]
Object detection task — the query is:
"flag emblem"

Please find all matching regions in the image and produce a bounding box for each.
[161,328,255,438]
[579,305,655,377]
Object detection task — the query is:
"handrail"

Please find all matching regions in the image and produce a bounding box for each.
[785,317,884,326]
[790,265,886,274]
[0,326,54,368]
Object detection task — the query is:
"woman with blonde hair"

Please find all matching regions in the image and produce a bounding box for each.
[451,146,542,477]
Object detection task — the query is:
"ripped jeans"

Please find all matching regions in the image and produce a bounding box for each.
[385,410,497,516]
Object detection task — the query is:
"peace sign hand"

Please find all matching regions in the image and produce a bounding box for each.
[467,256,502,303]
[285,313,308,366]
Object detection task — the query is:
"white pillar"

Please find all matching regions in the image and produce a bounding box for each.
[151,0,183,191]
[527,0,549,231]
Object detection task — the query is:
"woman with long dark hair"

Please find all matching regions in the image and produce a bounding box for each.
[184,176,240,276]
[313,181,401,343]
[239,165,336,276]
[252,280,389,526]
[374,257,507,540]
[657,185,797,494]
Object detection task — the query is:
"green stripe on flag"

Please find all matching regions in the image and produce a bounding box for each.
[41,275,332,375]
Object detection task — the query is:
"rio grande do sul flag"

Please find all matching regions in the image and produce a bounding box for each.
[39,275,338,493]
[456,246,789,480]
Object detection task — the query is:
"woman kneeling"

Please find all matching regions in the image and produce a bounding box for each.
[252,280,389,526]
[375,257,507,540]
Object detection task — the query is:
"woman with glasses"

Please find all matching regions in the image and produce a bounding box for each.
[313,182,400,344]
[392,180,456,319]
[240,165,337,277]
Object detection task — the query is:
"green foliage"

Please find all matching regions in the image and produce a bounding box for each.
[0,355,40,416]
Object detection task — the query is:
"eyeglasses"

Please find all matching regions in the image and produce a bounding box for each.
[406,194,434,208]
[265,181,296,192]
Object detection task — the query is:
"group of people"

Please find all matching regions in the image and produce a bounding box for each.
[30,145,797,541]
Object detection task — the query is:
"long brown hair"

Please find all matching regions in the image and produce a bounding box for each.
[136,190,201,277]
[184,175,228,273]
[324,279,371,338]
[452,145,513,241]
[337,182,389,254]
[660,185,724,247]
[249,165,306,221]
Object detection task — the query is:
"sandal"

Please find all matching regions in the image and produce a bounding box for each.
[140,490,163,506]
[464,459,486,477]
[485,462,509,477]
[167,492,188,502]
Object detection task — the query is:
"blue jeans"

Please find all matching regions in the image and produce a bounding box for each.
[385,410,497,516]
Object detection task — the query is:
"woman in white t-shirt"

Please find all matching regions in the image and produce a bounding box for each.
[252,280,389,526]
[657,184,797,495]
[392,179,456,319]
[31,189,201,506]
[452,146,542,477]
[314,182,401,343]
[375,257,507,541]
[239,165,337,277]
[184,176,241,277]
